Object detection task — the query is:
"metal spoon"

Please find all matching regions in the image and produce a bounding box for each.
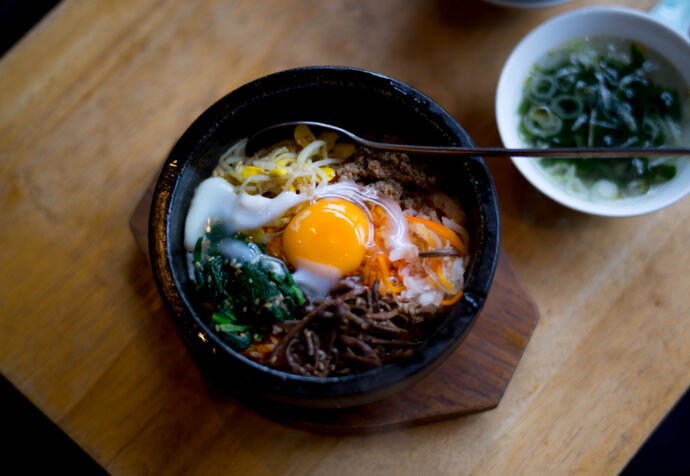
[245,120,690,158]
[418,248,463,258]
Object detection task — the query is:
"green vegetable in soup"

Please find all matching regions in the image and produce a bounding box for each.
[192,224,305,350]
[518,39,689,199]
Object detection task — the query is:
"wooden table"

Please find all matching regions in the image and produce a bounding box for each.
[1,0,687,474]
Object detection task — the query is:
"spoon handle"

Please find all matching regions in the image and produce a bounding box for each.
[247,121,690,158]
[360,143,690,158]
[418,249,463,258]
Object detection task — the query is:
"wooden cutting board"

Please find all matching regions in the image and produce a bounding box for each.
[4,0,688,473]
[130,181,539,433]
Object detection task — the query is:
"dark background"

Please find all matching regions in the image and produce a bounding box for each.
[1,1,688,473]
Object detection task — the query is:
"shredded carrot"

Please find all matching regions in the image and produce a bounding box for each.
[388,282,404,293]
[440,290,463,306]
[376,253,403,293]
[406,216,467,255]
[435,261,454,292]
[417,224,437,248]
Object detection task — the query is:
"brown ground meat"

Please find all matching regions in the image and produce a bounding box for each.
[333,145,436,209]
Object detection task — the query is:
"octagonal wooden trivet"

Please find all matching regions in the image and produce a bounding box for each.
[131,181,539,433]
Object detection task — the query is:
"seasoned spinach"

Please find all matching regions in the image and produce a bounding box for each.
[192,224,304,350]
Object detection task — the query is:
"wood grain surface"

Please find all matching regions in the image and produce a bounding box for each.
[130,183,540,432]
[1,0,688,474]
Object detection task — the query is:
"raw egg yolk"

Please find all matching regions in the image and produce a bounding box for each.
[283,199,370,276]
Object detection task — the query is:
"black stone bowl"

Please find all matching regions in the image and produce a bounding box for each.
[149,66,500,408]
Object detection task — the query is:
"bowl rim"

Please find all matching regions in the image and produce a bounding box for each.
[484,0,572,9]
[149,66,500,405]
[495,6,690,217]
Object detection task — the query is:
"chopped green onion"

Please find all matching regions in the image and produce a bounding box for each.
[518,38,687,200]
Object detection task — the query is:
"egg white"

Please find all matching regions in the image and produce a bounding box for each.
[184,177,306,250]
[184,178,387,251]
